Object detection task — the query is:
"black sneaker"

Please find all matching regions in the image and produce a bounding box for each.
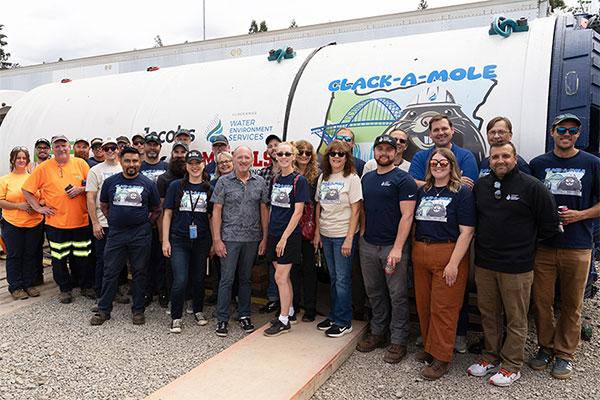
[158,294,169,308]
[302,312,316,322]
[143,295,153,307]
[239,317,255,334]
[317,318,333,331]
[288,313,298,325]
[259,301,280,314]
[264,319,290,337]
[216,321,228,337]
[325,324,353,338]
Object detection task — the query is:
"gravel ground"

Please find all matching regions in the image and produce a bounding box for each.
[313,283,600,400]
[0,294,247,400]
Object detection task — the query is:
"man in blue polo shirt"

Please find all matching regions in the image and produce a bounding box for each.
[528,113,600,379]
[357,135,417,364]
[409,114,479,188]
[91,147,161,326]
[479,116,531,177]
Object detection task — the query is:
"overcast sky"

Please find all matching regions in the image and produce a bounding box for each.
[1,0,487,66]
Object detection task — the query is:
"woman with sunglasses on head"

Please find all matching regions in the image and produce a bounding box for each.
[162,150,213,333]
[264,142,310,336]
[363,129,411,176]
[290,139,320,322]
[0,147,44,300]
[313,141,362,337]
[411,147,475,380]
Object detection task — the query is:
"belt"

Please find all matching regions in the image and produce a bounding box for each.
[415,238,456,244]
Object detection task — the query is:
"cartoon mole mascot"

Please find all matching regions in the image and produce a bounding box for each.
[126,191,141,205]
[275,190,290,205]
[557,176,582,193]
[384,86,487,163]
[427,203,447,219]
[324,188,340,202]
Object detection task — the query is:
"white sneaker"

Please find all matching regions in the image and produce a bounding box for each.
[489,368,521,387]
[185,300,193,315]
[467,360,498,377]
[170,319,182,334]
[455,335,467,353]
[194,312,208,326]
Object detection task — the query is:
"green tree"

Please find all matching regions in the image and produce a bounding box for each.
[249,20,259,34]
[0,24,15,69]
[259,21,268,32]
[417,0,428,10]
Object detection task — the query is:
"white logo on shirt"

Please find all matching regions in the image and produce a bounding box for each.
[381,181,391,187]
[506,194,520,201]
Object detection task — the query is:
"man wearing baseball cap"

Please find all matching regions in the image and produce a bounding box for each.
[88,138,105,167]
[131,134,146,161]
[116,136,130,150]
[357,135,417,363]
[174,128,193,146]
[32,138,51,170]
[206,135,230,179]
[529,113,600,379]
[22,135,93,304]
[73,138,90,161]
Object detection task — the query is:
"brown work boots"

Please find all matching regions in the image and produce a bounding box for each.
[356,333,387,352]
[420,359,450,380]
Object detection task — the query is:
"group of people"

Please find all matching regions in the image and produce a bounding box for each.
[0,112,598,387]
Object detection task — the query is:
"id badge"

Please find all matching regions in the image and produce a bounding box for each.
[189,223,198,239]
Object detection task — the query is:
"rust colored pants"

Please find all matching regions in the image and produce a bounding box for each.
[412,240,469,362]
[533,246,592,360]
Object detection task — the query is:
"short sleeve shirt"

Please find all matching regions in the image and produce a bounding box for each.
[409,144,479,182]
[362,168,417,246]
[164,179,212,239]
[268,173,310,237]
[22,158,90,229]
[315,172,363,238]
[414,185,476,242]
[363,159,410,176]
[530,150,600,249]
[0,172,43,228]
[100,173,160,232]
[85,162,123,228]
[210,172,269,242]
[140,160,168,184]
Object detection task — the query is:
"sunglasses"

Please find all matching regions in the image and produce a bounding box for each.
[494,181,502,200]
[297,150,312,157]
[328,151,347,158]
[335,135,353,143]
[276,152,293,158]
[133,140,145,145]
[429,159,450,168]
[103,145,118,152]
[396,139,407,144]
[555,127,579,135]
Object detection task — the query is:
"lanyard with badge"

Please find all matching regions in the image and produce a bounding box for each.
[188,189,201,239]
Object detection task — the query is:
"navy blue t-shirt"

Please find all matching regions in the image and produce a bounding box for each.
[479,155,531,178]
[268,173,310,237]
[140,160,168,184]
[100,173,160,232]
[164,179,212,239]
[530,150,600,249]
[414,185,476,242]
[409,144,479,182]
[206,161,217,180]
[362,168,417,246]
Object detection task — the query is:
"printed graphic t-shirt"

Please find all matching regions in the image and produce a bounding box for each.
[268,173,310,238]
[86,162,123,228]
[140,160,168,184]
[0,172,43,228]
[362,168,417,246]
[414,184,476,242]
[530,150,600,249]
[164,179,212,239]
[22,158,90,229]
[315,172,363,238]
[100,173,160,232]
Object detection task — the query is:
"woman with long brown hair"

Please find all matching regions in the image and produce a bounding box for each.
[313,140,362,337]
[412,147,475,379]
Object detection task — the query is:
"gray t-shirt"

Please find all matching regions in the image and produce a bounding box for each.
[210,172,269,242]
[85,161,123,228]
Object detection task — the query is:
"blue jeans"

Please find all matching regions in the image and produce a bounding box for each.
[170,234,211,319]
[2,220,44,292]
[94,227,127,295]
[321,234,358,328]
[217,241,259,322]
[98,224,151,314]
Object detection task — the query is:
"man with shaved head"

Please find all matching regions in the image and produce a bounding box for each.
[210,146,270,337]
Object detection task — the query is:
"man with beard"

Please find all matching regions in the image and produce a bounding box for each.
[140,133,168,307]
[30,138,52,285]
[206,135,230,180]
[132,134,146,161]
[88,138,105,167]
[32,138,51,169]
[23,135,93,304]
[357,135,417,364]
[528,114,600,379]
[73,138,90,161]
[91,147,160,326]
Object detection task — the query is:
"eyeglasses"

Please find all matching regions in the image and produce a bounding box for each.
[297,150,312,157]
[555,127,579,135]
[218,160,233,165]
[335,135,353,143]
[489,129,510,136]
[133,140,145,145]
[103,145,118,152]
[494,181,502,200]
[328,151,347,158]
[396,139,407,144]
[429,159,450,168]
[276,152,292,158]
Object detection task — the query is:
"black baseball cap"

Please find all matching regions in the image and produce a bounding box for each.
[265,134,282,145]
[90,137,103,147]
[144,133,161,144]
[552,113,581,128]
[172,141,189,152]
[35,138,51,147]
[210,134,229,146]
[116,135,130,145]
[373,135,397,148]
[175,128,192,138]
[186,150,203,163]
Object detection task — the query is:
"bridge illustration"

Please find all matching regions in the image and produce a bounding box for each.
[311,98,402,144]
